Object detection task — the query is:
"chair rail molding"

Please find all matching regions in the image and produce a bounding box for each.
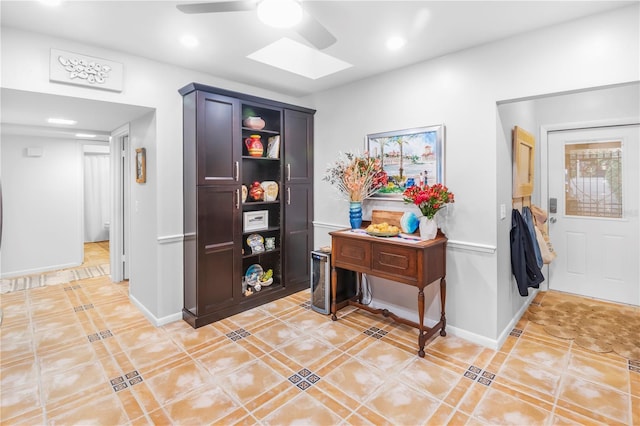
[312,221,496,254]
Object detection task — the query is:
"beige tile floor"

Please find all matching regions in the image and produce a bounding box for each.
[1,243,639,425]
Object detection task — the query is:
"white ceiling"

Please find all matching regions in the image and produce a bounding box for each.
[1,88,154,140]
[0,0,636,138]
[1,1,635,97]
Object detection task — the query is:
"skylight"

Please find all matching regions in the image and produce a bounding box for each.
[247,38,352,80]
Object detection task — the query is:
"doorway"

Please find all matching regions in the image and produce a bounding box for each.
[0,88,153,280]
[546,124,639,305]
[110,125,131,283]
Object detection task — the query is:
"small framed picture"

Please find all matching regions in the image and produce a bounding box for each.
[243,210,269,232]
[135,148,146,183]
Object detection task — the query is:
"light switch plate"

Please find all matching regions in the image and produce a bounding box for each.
[500,204,506,219]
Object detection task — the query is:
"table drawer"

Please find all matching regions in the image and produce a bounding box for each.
[371,244,417,279]
[334,238,370,271]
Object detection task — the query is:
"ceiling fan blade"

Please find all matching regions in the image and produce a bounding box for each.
[176,1,258,14]
[296,10,337,50]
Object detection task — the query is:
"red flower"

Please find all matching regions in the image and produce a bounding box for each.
[402,183,455,219]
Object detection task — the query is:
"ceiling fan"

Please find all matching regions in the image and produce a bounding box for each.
[176,0,337,50]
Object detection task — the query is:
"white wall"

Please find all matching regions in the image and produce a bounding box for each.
[495,82,640,335]
[304,5,639,346]
[1,26,306,324]
[0,134,83,276]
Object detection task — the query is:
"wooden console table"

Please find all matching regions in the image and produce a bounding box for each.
[330,229,447,357]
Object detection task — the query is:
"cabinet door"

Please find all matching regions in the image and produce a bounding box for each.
[196,186,242,314]
[283,109,313,184]
[283,184,313,289]
[197,92,241,185]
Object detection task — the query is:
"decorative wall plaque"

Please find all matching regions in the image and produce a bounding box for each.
[49,48,123,92]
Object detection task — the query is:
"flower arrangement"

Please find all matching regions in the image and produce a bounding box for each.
[324,152,388,202]
[402,183,455,219]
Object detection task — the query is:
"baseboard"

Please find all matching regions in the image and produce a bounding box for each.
[494,288,539,350]
[368,299,502,350]
[129,294,182,327]
[1,262,82,279]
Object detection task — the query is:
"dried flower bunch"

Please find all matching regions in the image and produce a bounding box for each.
[324,152,388,202]
[403,183,455,219]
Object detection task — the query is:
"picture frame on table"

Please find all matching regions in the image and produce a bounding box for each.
[366,124,444,199]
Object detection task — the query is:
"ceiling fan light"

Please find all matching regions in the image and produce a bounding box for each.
[257,0,303,29]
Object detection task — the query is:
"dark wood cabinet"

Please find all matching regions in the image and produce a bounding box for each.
[180,83,315,328]
[283,109,313,184]
[195,92,241,185]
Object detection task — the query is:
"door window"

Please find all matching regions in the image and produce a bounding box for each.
[564,141,622,218]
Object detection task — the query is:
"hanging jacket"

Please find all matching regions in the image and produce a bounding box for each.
[510,209,545,296]
[522,206,543,268]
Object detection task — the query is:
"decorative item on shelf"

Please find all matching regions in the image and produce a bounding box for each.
[241,185,248,203]
[265,237,276,251]
[248,181,264,201]
[402,183,455,240]
[244,264,263,287]
[324,151,388,230]
[243,116,266,130]
[400,211,420,234]
[245,134,264,157]
[259,268,273,286]
[267,135,280,159]
[243,210,269,232]
[261,181,278,201]
[247,234,265,254]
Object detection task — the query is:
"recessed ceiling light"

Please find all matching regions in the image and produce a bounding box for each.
[247,37,352,80]
[180,34,199,48]
[386,36,406,51]
[40,0,61,6]
[257,0,303,28]
[75,133,96,138]
[47,117,77,125]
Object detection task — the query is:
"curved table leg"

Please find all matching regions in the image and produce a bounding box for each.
[418,288,426,357]
[331,265,338,321]
[439,277,447,336]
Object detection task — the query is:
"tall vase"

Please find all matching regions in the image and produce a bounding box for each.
[419,216,438,240]
[349,201,363,230]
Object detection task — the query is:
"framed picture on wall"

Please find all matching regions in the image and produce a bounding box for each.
[366,124,444,198]
[135,148,146,183]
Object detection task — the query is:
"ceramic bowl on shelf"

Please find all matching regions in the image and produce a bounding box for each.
[243,116,266,130]
[259,277,273,287]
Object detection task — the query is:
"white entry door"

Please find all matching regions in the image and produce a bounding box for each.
[547,125,639,306]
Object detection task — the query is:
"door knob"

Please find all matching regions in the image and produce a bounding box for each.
[549,217,557,223]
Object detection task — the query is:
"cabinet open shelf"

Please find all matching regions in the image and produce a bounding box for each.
[242,127,280,135]
[242,156,279,161]
[243,248,281,260]
[242,200,280,207]
[243,280,281,298]
[242,226,280,235]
